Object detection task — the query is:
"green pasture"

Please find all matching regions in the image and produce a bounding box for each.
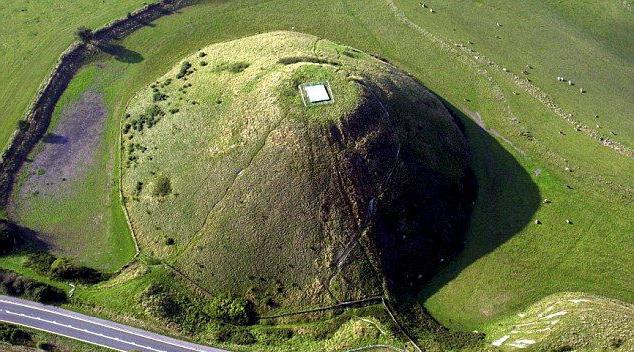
[0,0,631,349]
[69,0,633,327]
[9,64,136,272]
[0,0,147,152]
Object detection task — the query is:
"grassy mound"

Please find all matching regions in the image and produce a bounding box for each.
[487,292,633,351]
[121,31,472,311]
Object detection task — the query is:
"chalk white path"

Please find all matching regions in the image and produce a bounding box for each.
[0,295,228,352]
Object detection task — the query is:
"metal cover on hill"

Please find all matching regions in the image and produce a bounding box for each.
[299,82,334,106]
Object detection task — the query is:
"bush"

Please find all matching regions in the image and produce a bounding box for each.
[0,269,66,304]
[75,26,93,42]
[177,61,192,79]
[230,330,256,345]
[0,323,32,345]
[165,237,175,245]
[205,295,256,326]
[139,283,209,334]
[24,252,56,275]
[152,91,167,102]
[260,328,294,344]
[152,176,172,197]
[17,120,30,132]
[214,325,256,345]
[49,257,106,284]
[25,253,106,284]
[214,61,250,73]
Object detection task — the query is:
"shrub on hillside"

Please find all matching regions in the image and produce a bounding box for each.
[49,257,107,284]
[25,253,106,284]
[260,328,294,345]
[152,176,172,197]
[75,26,93,42]
[214,325,256,345]
[0,269,66,304]
[139,283,209,334]
[24,252,56,275]
[214,61,250,73]
[0,323,33,345]
[205,295,256,326]
[177,61,192,79]
[17,120,30,132]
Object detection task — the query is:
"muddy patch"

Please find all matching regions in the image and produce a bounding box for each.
[19,90,107,197]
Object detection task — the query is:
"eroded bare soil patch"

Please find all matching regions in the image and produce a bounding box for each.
[19,90,107,197]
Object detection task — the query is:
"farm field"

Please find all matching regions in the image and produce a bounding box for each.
[0,0,632,351]
[0,0,147,152]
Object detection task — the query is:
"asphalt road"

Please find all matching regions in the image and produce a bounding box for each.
[0,295,228,352]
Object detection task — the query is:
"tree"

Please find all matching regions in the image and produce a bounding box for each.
[75,26,94,42]
[17,120,29,132]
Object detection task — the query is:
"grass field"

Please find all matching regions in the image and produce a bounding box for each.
[1,0,632,350]
[9,64,136,272]
[0,0,147,153]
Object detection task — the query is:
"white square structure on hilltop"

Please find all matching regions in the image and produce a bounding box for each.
[304,84,331,103]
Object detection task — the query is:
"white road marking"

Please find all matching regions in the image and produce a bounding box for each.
[0,318,129,352]
[0,298,217,351]
[4,310,166,352]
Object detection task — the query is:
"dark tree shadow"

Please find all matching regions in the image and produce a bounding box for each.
[10,222,53,253]
[97,43,144,63]
[419,99,541,301]
[42,133,67,144]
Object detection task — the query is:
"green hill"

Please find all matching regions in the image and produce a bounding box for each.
[487,292,633,351]
[121,31,474,310]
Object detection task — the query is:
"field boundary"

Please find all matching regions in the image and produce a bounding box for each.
[0,0,201,207]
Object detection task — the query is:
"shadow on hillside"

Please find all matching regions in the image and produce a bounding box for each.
[14,222,53,253]
[419,99,541,303]
[98,43,144,64]
[42,133,67,144]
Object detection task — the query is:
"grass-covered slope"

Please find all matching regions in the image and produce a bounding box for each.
[121,31,473,310]
[0,0,147,152]
[487,292,633,351]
